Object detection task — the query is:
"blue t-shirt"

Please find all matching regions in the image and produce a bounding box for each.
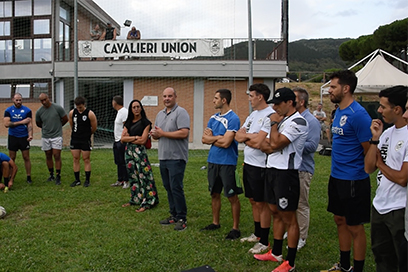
[4,105,32,137]
[207,110,240,165]
[0,153,11,163]
[331,100,372,180]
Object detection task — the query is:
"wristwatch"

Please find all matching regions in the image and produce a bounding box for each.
[369,138,379,145]
[270,121,278,127]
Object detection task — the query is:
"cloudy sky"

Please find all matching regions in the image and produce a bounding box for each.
[93,0,407,42]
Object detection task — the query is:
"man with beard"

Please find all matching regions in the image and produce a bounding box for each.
[4,93,33,184]
[321,70,372,272]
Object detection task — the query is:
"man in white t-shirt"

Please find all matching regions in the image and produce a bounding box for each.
[401,94,408,272]
[235,83,274,253]
[364,85,408,272]
[111,96,129,189]
[313,102,328,140]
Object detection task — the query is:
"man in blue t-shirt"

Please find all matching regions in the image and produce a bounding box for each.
[3,93,33,184]
[201,89,242,240]
[321,70,372,272]
[0,152,18,191]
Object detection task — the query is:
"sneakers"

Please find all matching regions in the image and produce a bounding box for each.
[159,216,177,225]
[122,182,129,189]
[320,262,354,272]
[84,180,90,187]
[70,180,81,187]
[297,238,306,251]
[254,250,283,262]
[272,260,295,272]
[47,175,55,182]
[200,223,221,231]
[174,219,187,231]
[240,233,260,243]
[110,181,123,187]
[55,175,61,185]
[248,242,270,254]
[225,229,241,240]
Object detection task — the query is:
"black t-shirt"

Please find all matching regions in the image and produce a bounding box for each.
[127,118,151,136]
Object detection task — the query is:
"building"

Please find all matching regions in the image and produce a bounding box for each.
[0,0,287,148]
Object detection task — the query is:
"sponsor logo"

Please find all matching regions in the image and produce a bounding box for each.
[210,40,220,55]
[395,140,404,151]
[279,197,288,209]
[81,41,92,56]
[339,115,347,127]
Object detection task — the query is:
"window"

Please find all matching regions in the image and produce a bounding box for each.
[34,38,51,61]
[16,84,31,98]
[34,0,51,15]
[15,0,32,17]
[59,6,69,22]
[33,82,48,98]
[13,17,31,37]
[0,21,10,36]
[0,40,12,62]
[15,39,32,62]
[0,1,12,18]
[34,19,49,34]
[0,84,11,98]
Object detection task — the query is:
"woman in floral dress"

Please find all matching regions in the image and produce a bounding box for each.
[121,100,159,212]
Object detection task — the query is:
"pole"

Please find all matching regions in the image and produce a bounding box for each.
[73,0,78,98]
[247,0,253,113]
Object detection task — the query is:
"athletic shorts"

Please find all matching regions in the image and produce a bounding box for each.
[207,163,243,197]
[70,139,92,151]
[41,137,63,151]
[265,167,300,211]
[8,135,30,151]
[243,163,266,202]
[327,175,371,226]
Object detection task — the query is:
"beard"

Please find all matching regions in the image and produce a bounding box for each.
[330,92,343,104]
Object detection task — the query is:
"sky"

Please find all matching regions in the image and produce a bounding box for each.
[93,0,407,42]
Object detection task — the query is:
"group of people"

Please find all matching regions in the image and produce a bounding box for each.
[2,69,407,271]
[90,23,141,42]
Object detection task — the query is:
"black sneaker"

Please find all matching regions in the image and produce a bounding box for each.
[47,175,55,182]
[225,229,241,240]
[55,175,61,185]
[70,180,81,187]
[27,179,32,184]
[174,219,187,231]
[84,180,90,187]
[200,223,221,231]
[159,216,177,225]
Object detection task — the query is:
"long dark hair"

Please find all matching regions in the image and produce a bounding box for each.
[124,99,151,130]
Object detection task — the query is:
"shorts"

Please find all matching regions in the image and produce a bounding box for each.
[8,135,30,151]
[243,163,266,202]
[265,168,300,211]
[327,176,371,226]
[207,163,243,197]
[41,137,63,151]
[321,122,328,131]
[70,139,92,151]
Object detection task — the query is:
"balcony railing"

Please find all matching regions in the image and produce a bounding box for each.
[55,38,286,62]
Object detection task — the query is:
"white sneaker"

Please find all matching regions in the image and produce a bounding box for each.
[122,182,130,189]
[110,181,123,187]
[240,233,259,243]
[297,238,306,251]
[248,242,270,254]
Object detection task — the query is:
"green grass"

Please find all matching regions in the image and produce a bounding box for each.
[0,147,376,272]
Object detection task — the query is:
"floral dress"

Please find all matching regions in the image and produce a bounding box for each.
[125,119,159,209]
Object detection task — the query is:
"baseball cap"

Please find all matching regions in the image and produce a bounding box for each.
[267,87,296,104]
[107,22,111,25]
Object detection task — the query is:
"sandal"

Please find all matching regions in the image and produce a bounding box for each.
[121,203,131,208]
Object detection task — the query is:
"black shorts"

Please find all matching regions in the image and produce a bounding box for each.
[70,139,92,151]
[207,163,243,197]
[8,135,30,151]
[265,168,300,211]
[243,163,266,202]
[327,175,371,226]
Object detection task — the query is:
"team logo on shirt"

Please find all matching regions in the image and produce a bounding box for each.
[257,118,263,124]
[82,116,87,121]
[339,115,347,127]
[395,140,404,151]
[279,197,288,209]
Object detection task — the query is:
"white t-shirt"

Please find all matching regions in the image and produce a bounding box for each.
[266,111,308,170]
[373,125,408,215]
[114,107,128,142]
[242,106,275,168]
[313,109,326,124]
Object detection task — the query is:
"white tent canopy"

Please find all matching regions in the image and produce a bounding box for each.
[320,49,408,100]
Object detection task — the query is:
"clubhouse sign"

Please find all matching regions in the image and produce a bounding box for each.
[79,39,223,58]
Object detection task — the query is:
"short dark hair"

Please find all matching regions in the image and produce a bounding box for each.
[292,87,309,108]
[379,85,408,110]
[74,96,86,105]
[112,95,123,106]
[216,89,232,105]
[329,70,358,94]
[248,83,271,102]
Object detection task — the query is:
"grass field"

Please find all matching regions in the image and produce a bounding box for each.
[0,146,377,272]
